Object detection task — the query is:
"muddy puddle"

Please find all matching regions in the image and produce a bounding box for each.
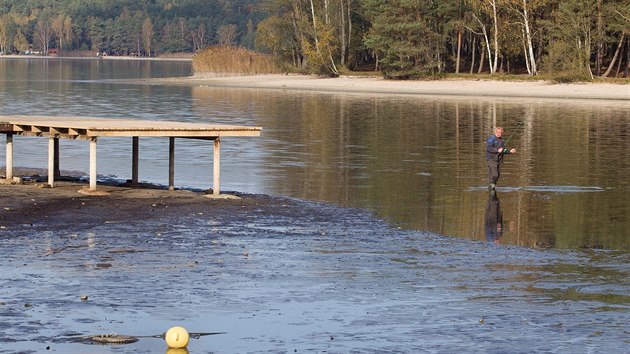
[0,181,628,353]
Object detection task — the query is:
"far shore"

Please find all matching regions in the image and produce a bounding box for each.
[0,53,192,61]
[2,53,628,100]
[157,73,630,101]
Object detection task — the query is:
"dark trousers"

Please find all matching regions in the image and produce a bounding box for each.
[487,160,500,184]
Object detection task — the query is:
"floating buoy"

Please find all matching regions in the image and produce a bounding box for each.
[165,326,189,349]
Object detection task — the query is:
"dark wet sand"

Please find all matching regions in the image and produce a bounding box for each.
[1,177,629,353]
[0,180,282,231]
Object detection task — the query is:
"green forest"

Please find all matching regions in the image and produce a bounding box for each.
[256,0,630,79]
[1,0,629,80]
[0,0,263,55]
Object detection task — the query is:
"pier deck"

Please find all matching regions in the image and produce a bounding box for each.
[1,115,262,195]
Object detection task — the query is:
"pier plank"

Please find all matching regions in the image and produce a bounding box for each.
[1,115,261,138]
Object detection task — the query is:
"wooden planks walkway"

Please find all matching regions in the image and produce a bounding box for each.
[1,115,261,195]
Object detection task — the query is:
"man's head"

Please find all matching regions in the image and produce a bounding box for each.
[494,127,503,138]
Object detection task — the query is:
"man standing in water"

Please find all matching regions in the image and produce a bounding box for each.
[486,127,516,189]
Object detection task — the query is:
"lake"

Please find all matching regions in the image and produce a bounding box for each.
[1,58,628,251]
[0,58,628,353]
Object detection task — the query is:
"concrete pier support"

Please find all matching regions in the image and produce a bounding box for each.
[132,137,139,184]
[214,138,220,195]
[169,137,175,190]
[48,137,55,187]
[89,138,97,191]
[5,134,13,181]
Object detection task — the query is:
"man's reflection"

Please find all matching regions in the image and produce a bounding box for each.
[485,190,503,244]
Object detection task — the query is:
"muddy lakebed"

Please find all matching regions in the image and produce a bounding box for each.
[0,178,628,353]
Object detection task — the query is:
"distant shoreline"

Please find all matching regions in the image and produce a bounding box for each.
[0,54,192,61]
[155,74,630,101]
[2,55,628,100]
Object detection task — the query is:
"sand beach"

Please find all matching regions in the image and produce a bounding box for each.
[163,73,630,100]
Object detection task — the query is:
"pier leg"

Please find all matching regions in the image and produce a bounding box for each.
[48,137,55,188]
[5,134,13,181]
[54,137,60,178]
[169,137,175,191]
[89,138,97,191]
[213,138,220,196]
[132,137,139,184]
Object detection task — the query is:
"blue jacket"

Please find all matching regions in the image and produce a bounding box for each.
[486,134,510,161]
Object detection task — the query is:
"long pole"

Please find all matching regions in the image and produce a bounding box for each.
[5,134,13,181]
[213,138,221,196]
[90,138,97,191]
[48,137,55,188]
[503,121,524,148]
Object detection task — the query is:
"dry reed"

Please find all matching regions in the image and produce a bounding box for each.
[192,46,280,76]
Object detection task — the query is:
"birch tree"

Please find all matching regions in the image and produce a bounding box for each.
[0,15,11,54]
[191,23,206,52]
[467,0,500,74]
[142,17,154,56]
[218,24,238,45]
[63,16,73,49]
[503,0,549,76]
[602,33,626,77]
[52,15,65,50]
[52,14,74,51]
[255,2,307,69]
[544,0,595,78]
[306,0,339,75]
[603,0,630,77]
[35,18,53,53]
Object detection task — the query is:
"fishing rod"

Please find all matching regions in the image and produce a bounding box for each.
[502,120,524,152]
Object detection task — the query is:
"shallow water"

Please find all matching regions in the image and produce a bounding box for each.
[1,59,629,251]
[0,58,629,352]
[0,195,628,353]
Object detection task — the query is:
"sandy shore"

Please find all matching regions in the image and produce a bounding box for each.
[160,74,630,100]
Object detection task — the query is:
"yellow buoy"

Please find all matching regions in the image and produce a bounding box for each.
[165,326,190,349]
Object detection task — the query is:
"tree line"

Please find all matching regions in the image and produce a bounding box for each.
[0,0,264,56]
[255,0,630,79]
[1,0,628,80]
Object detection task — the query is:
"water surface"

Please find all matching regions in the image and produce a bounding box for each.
[1,58,628,250]
[0,58,628,353]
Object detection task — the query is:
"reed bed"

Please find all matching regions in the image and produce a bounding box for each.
[192,46,279,76]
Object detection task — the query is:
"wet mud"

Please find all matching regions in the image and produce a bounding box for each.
[0,179,629,353]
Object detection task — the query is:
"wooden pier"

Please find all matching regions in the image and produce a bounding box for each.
[0,115,261,195]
